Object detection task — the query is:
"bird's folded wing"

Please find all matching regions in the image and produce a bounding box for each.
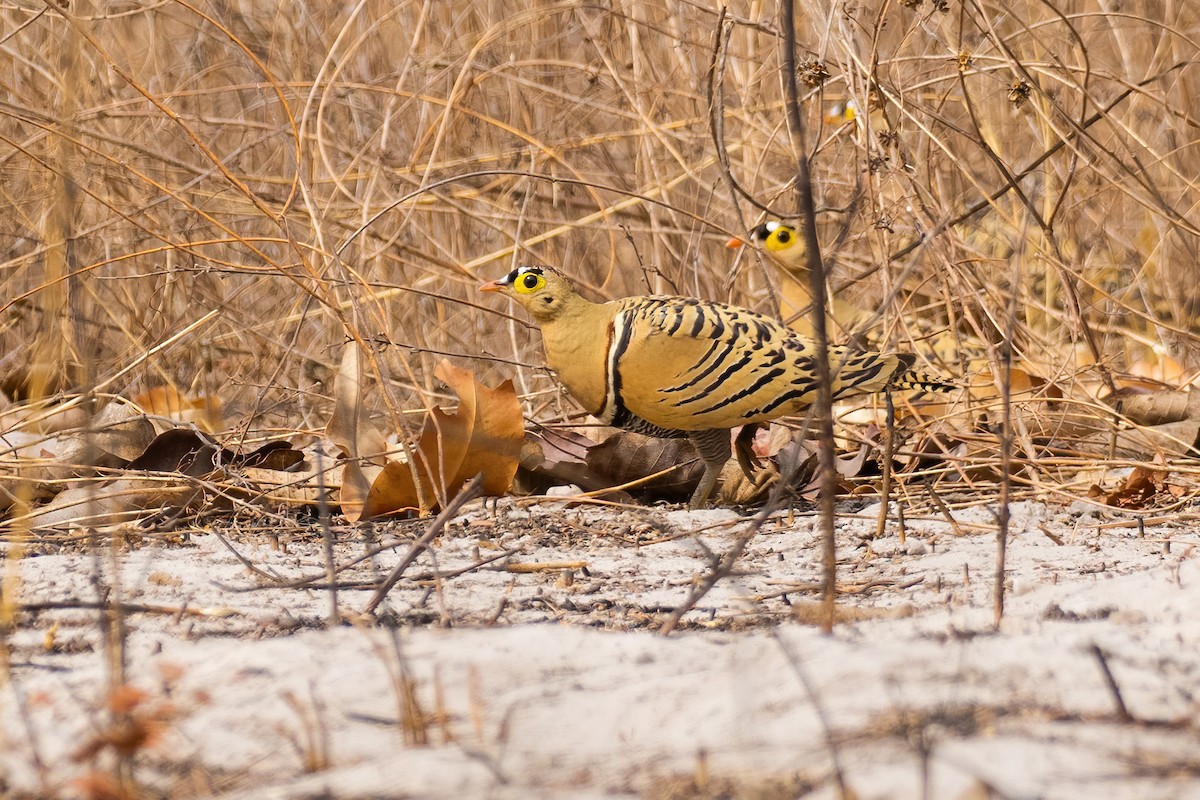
[614,298,818,430]
[613,297,916,431]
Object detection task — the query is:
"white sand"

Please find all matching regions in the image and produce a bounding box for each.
[3,499,1198,798]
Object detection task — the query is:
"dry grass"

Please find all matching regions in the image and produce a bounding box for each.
[2,0,1197,447]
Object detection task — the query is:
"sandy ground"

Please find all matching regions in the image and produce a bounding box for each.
[2,496,1200,799]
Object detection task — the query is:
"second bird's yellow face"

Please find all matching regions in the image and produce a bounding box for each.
[727,220,806,271]
[751,221,799,256]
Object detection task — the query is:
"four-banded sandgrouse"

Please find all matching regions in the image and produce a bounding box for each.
[481,264,953,507]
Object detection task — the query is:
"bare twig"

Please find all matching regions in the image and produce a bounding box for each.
[993,223,1020,628]
[1091,643,1134,723]
[659,527,756,637]
[217,547,519,593]
[314,442,339,624]
[875,391,896,541]
[362,474,485,616]
[782,0,838,635]
[15,599,240,619]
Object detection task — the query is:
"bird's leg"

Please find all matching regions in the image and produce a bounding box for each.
[686,429,733,509]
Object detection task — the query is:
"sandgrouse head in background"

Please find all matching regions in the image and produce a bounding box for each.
[482,264,954,508]
[727,221,807,274]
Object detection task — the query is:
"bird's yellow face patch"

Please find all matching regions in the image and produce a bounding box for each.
[760,222,797,254]
[481,265,572,321]
[826,99,858,124]
[512,269,547,295]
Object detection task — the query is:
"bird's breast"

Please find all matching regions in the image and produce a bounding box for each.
[539,317,612,417]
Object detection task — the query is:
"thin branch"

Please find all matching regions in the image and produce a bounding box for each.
[1091,643,1134,723]
[659,528,756,637]
[782,0,838,635]
[362,474,485,616]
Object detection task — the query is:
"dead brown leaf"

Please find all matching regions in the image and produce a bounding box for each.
[360,360,523,518]
[14,428,306,529]
[0,401,158,512]
[22,478,202,530]
[1089,466,1169,509]
[127,429,304,477]
[1073,419,1200,460]
[325,345,388,521]
[128,429,222,476]
[514,427,594,495]
[1104,387,1200,427]
[520,427,706,501]
[584,431,704,500]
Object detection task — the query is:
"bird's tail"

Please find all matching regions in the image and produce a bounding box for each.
[890,354,958,394]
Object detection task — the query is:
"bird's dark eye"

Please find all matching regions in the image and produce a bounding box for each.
[522,274,539,289]
[775,229,791,244]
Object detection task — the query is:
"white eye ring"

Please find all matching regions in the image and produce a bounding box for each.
[764,221,781,233]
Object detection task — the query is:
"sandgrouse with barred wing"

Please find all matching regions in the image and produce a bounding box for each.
[728,221,874,339]
[481,265,953,508]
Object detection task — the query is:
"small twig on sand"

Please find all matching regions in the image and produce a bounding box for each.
[216,547,519,593]
[315,442,339,624]
[16,600,239,619]
[1091,643,1134,722]
[362,474,485,616]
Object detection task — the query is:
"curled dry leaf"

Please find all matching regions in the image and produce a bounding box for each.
[127,429,305,477]
[240,442,345,509]
[1079,421,1200,460]
[584,431,704,500]
[1104,387,1197,427]
[514,426,595,495]
[720,435,866,505]
[360,360,524,518]
[12,429,307,530]
[89,400,159,461]
[1089,466,1169,509]
[1070,388,1200,459]
[518,427,705,501]
[20,478,203,531]
[718,458,777,505]
[325,344,389,521]
[0,400,158,513]
[128,429,223,476]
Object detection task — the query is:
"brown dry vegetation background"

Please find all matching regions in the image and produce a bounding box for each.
[2,0,1200,480]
